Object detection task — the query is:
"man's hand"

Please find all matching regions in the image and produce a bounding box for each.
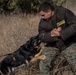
[51,27,62,37]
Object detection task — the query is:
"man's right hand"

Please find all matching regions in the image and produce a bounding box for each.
[51,27,62,37]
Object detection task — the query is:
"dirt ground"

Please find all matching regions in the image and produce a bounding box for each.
[0,14,75,75]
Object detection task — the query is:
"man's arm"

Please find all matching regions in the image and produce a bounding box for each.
[38,22,59,43]
[59,9,76,40]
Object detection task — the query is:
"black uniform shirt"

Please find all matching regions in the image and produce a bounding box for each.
[38,6,76,50]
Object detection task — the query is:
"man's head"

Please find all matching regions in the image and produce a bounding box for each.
[39,2,55,20]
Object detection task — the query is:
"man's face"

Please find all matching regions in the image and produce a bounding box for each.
[39,10,54,20]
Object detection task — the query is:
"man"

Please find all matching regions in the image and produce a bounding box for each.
[38,2,76,75]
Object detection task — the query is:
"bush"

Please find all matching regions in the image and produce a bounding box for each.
[0,0,66,14]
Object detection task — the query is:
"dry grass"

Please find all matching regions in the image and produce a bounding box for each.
[0,14,40,55]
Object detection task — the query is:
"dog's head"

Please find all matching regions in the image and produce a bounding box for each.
[23,35,41,52]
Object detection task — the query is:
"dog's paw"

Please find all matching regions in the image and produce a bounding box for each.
[37,55,46,60]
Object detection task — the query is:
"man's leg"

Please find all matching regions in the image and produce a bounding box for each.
[39,47,59,75]
[62,43,76,75]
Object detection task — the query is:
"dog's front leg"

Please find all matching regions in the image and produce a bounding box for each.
[35,45,45,57]
[30,55,46,63]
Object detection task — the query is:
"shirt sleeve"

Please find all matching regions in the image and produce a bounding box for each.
[60,9,76,40]
[38,20,59,43]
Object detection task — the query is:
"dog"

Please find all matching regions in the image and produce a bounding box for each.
[0,35,46,75]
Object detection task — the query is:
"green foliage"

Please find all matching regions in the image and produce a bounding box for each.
[53,0,66,6]
[0,0,16,12]
[7,0,17,10]
[0,0,66,14]
[17,0,31,13]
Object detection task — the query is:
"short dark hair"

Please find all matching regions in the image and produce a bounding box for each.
[39,2,55,12]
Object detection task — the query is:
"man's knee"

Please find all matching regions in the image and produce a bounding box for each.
[39,60,51,75]
[62,43,76,75]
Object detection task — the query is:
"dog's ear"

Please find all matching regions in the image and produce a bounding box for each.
[21,35,41,51]
[35,37,41,47]
[32,35,41,47]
